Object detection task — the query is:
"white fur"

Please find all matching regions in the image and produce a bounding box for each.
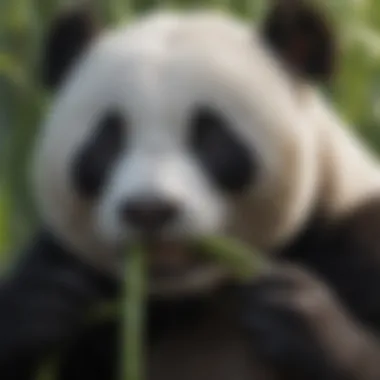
[31,9,380,294]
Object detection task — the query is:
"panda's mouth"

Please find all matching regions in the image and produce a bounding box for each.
[146,240,210,277]
[128,240,229,296]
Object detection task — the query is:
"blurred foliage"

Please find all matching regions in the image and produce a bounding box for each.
[1,0,380,262]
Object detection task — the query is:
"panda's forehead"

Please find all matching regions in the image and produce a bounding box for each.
[50,11,298,151]
[88,13,260,112]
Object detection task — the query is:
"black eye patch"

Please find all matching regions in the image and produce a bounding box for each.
[189,107,256,194]
[71,111,125,198]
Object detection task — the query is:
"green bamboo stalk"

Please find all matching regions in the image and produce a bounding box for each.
[118,236,270,380]
[122,244,147,380]
[199,236,271,281]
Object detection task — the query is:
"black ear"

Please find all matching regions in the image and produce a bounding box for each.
[41,3,100,90]
[261,0,336,83]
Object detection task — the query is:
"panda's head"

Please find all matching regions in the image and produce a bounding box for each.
[31,2,336,295]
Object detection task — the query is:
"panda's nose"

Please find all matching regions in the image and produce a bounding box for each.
[121,197,179,233]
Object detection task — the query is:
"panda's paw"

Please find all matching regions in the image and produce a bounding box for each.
[234,264,350,379]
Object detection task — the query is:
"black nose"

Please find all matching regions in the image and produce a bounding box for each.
[121,197,179,232]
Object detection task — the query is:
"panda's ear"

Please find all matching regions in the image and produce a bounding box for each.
[261,0,336,83]
[41,2,101,90]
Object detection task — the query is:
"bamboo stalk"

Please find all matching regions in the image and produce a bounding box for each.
[122,243,147,380]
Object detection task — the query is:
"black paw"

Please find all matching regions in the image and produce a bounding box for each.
[233,265,347,380]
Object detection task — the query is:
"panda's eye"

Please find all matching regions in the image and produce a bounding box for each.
[189,107,255,194]
[71,111,125,198]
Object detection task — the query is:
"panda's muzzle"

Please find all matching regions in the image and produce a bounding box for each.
[120,196,180,234]
[119,196,195,278]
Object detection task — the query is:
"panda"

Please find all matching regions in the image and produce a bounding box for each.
[2,1,380,379]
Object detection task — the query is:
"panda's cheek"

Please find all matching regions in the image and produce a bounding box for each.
[174,164,230,236]
[95,197,126,243]
[93,167,135,242]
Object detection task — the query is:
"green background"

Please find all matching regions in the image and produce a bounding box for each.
[1,0,380,265]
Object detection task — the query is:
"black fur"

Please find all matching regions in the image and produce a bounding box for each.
[261,0,337,83]
[71,111,125,198]
[4,198,380,379]
[41,3,99,89]
[280,200,380,331]
[235,274,348,380]
[190,107,257,194]
[233,199,380,380]
[0,230,117,379]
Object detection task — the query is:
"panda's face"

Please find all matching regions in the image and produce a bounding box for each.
[32,11,322,294]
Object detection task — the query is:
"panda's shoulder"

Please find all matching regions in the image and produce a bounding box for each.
[335,197,380,245]
[282,196,380,257]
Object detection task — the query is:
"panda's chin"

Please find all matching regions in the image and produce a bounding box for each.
[149,265,229,297]
[128,240,230,297]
